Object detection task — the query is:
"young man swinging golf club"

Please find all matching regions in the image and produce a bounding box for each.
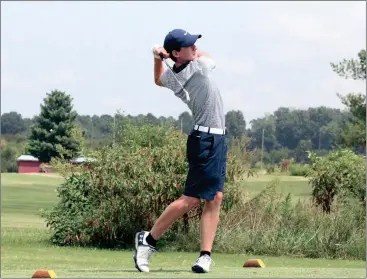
[133,28,227,274]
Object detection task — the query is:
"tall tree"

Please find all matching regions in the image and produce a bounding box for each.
[225,110,246,139]
[177,111,193,134]
[331,49,366,81]
[274,107,300,149]
[1,112,26,135]
[307,107,342,150]
[27,90,81,162]
[145,113,159,125]
[294,139,313,163]
[337,93,366,150]
[249,114,278,151]
[331,49,366,151]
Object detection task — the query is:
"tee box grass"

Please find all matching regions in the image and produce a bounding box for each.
[1,173,365,278]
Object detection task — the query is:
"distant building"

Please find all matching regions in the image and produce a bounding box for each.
[70,156,91,164]
[70,156,95,170]
[16,154,95,173]
[16,155,41,173]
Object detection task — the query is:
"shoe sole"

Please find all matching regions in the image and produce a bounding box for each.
[133,233,143,272]
[192,265,208,273]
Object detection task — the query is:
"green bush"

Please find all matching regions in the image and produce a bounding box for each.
[306,149,366,213]
[40,172,93,245]
[41,129,366,260]
[265,164,276,174]
[1,145,19,173]
[289,163,310,176]
[269,148,290,164]
[41,123,247,248]
[171,181,366,260]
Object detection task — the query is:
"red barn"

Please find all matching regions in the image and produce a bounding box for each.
[17,155,41,173]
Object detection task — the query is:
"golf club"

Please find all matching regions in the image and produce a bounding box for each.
[159,53,190,102]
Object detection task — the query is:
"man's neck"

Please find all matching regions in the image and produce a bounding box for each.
[174,60,185,68]
[173,60,190,73]
[174,57,194,68]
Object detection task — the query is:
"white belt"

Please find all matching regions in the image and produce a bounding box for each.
[193,125,225,135]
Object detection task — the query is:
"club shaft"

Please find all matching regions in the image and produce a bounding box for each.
[161,59,190,102]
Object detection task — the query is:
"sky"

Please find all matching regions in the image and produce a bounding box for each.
[1,1,366,123]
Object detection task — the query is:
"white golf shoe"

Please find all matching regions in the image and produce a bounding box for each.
[133,231,157,272]
[191,254,213,273]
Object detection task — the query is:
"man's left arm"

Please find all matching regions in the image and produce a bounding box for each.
[196,49,216,72]
[196,49,210,58]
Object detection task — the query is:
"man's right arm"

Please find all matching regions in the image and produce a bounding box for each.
[152,46,169,86]
[154,57,164,86]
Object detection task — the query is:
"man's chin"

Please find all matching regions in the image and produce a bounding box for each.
[180,56,196,63]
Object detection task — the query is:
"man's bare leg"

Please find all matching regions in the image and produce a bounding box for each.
[134,195,201,272]
[191,191,223,273]
[150,195,201,240]
[200,191,223,252]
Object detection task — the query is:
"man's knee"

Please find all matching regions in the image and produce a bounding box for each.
[181,195,201,209]
[206,191,223,206]
[214,191,223,202]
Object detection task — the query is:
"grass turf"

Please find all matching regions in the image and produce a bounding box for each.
[242,175,311,196]
[1,173,366,278]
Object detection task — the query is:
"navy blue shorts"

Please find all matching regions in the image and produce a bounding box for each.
[184,129,228,201]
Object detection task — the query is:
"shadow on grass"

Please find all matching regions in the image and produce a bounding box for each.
[71,269,191,273]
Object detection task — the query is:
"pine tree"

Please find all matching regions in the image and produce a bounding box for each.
[27,90,81,162]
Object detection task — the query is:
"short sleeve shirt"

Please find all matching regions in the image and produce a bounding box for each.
[160,56,225,129]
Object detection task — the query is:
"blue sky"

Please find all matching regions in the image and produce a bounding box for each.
[1,1,366,123]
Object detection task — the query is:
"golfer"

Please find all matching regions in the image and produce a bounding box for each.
[134,28,227,274]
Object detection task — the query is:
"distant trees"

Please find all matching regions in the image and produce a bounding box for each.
[177,111,193,134]
[1,112,26,135]
[1,103,360,166]
[2,48,365,168]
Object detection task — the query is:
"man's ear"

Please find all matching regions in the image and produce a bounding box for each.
[172,50,179,59]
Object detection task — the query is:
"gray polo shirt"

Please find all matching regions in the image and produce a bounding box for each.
[160,56,225,130]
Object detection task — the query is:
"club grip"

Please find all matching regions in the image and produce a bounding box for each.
[159,53,165,60]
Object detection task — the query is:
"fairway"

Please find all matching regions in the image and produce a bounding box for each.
[1,173,366,278]
[241,174,312,198]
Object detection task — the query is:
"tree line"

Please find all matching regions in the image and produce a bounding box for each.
[1,49,365,171]
[1,98,364,163]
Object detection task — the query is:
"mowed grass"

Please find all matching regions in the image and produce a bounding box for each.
[241,173,312,199]
[1,173,366,278]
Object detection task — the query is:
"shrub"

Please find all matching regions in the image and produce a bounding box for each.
[40,172,93,245]
[1,145,19,173]
[269,148,290,164]
[306,149,366,213]
[289,163,310,176]
[229,136,258,178]
[265,164,276,174]
[41,122,247,248]
[280,159,290,172]
[171,180,366,260]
